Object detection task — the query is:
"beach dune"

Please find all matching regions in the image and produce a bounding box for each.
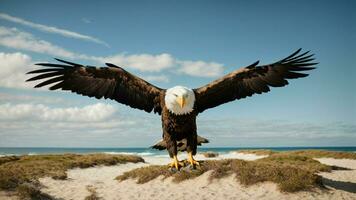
[38,152,356,200]
[0,150,355,200]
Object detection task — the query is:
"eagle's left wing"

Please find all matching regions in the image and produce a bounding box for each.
[193,49,317,113]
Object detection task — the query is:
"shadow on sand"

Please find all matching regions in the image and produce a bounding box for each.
[322,177,356,193]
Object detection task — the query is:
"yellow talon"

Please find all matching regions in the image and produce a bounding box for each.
[188,152,200,167]
[169,155,185,170]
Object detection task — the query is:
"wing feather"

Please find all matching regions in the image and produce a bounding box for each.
[194,49,317,113]
[27,59,163,114]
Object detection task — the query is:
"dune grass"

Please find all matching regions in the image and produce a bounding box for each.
[85,185,102,200]
[283,150,356,159]
[236,149,277,156]
[236,149,356,159]
[202,152,219,158]
[0,153,144,199]
[0,156,21,165]
[117,151,353,192]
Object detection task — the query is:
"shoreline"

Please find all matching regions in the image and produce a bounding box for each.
[1,146,355,157]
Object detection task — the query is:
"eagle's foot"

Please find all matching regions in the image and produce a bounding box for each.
[188,159,200,166]
[187,152,200,169]
[168,156,185,170]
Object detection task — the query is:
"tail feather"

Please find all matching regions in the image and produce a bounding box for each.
[151,135,209,151]
[151,140,167,150]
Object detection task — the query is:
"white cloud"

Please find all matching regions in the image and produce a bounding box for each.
[0,27,101,61]
[0,102,162,147]
[0,27,174,72]
[177,60,224,77]
[103,53,175,72]
[0,27,79,58]
[103,55,225,76]
[142,75,170,83]
[1,109,355,147]
[198,118,356,146]
[0,13,108,47]
[0,103,116,122]
[0,26,226,80]
[0,93,67,104]
[0,52,36,89]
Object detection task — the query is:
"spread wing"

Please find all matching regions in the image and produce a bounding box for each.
[193,49,317,113]
[26,59,163,114]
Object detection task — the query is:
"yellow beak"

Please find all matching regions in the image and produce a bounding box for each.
[177,96,185,108]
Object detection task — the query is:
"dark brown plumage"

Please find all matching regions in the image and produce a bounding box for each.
[27,59,163,114]
[193,48,316,113]
[26,49,317,169]
[160,105,199,157]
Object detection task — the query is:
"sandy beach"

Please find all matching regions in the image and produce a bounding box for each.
[34,152,356,200]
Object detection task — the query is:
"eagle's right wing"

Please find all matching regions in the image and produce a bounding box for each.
[27,59,164,114]
[193,49,317,113]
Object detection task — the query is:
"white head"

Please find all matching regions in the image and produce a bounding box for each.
[165,86,195,115]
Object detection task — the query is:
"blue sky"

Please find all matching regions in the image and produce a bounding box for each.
[0,0,355,147]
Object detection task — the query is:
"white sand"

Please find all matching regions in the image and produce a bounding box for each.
[35,153,356,200]
[316,158,356,170]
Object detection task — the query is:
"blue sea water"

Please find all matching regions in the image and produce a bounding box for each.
[0,147,355,157]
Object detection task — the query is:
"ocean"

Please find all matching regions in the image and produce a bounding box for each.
[0,147,355,157]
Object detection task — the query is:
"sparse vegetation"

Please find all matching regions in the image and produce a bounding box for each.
[0,156,21,165]
[0,154,144,199]
[16,183,54,200]
[285,150,356,159]
[85,185,102,200]
[117,151,351,192]
[202,152,219,158]
[236,149,276,156]
[236,149,356,159]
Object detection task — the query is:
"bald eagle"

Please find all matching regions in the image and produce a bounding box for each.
[26,49,316,169]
